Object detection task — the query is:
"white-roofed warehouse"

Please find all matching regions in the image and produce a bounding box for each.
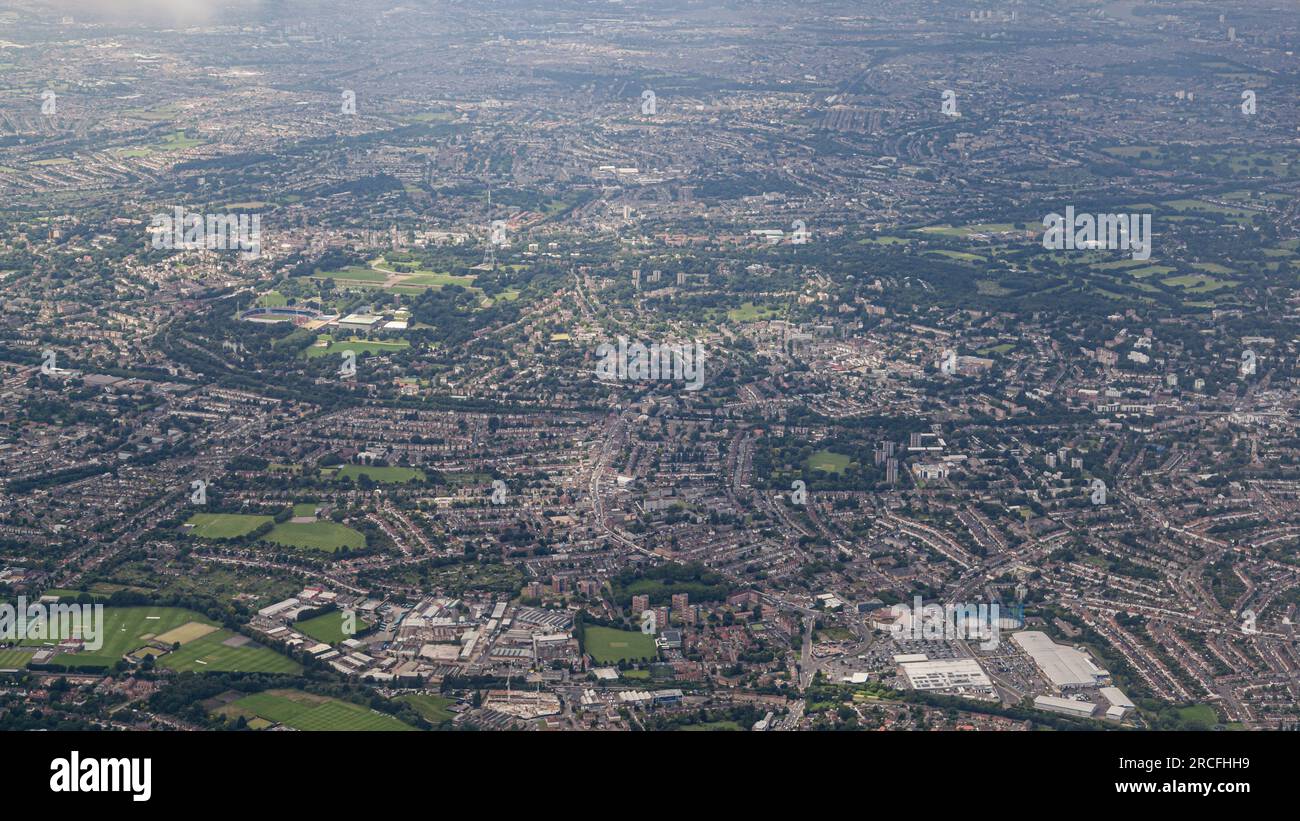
[1012,631,1110,689]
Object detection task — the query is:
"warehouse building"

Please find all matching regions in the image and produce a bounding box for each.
[899,658,996,699]
[1034,695,1097,719]
[1100,686,1136,721]
[1013,631,1110,690]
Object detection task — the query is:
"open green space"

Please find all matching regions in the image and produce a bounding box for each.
[806,449,851,475]
[113,130,205,157]
[918,222,1021,237]
[186,513,272,539]
[123,103,181,121]
[19,606,296,673]
[679,720,743,731]
[312,266,388,282]
[1161,199,1256,221]
[858,235,910,245]
[1161,273,1238,293]
[727,302,782,322]
[335,464,425,484]
[294,610,369,644]
[396,693,457,724]
[157,130,203,151]
[160,630,301,674]
[816,627,856,642]
[1175,704,1221,727]
[0,649,35,670]
[304,336,411,359]
[399,272,477,287]
[33,607,205,668]
[218,689,415,731]
[187,513,363,553]
[1125,265,1176,279]
[583,626,658,664]
[978,343,1016,355]
[313,258,481,295]
[262,521,365,553]
[1103,145,1164,160]
[1091,258,1147,271]
[925,249,986,262]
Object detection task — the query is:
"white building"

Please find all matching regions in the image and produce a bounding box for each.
[338,313,383,330]
[1034,695,1096,718]
[899,658,995,699]
[1100,686,1135,720]
[258,598,299,619]
[1013,631,1110,690]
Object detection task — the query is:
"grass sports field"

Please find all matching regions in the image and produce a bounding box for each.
[23,605,200,668]
[0,648,35,670]
[159,630,300,674]
[43,582,145,601]
[400,272,477,287]
[304,336,410,359]
[219,689,415,731]
[396,693,457,724]
[154,622,219,645]
[186,513,364,553]
[335,464,425,484]
[313,257,480,296]
[919,222,1021,237]
[680,721,744,731]
[262,521,365,552]
[293,610,368,644]
[311,265,388,282]
[187,513,272,539]
[806,449,851,474]
[18,606,299,673]
[583,626,658,664]
[727,302,781,322]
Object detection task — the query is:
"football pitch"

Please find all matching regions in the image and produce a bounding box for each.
[335,464,426,484]
[186,513,364,553]
[583,626,658,664]
[262,521,365,552]
[293,610,368,644]
[222,689,415,731]
[187,513,272,539]
[805,449,851,474]
[396,693,457,724]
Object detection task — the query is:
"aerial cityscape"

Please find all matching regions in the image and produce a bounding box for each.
[1,0,1298,748]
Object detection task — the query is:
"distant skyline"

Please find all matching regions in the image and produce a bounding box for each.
[43,0,270,26]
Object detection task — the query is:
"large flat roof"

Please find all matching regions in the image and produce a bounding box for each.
[1034,695,1096,717]
[1012,631,1108,688]
[900,658,992,691]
